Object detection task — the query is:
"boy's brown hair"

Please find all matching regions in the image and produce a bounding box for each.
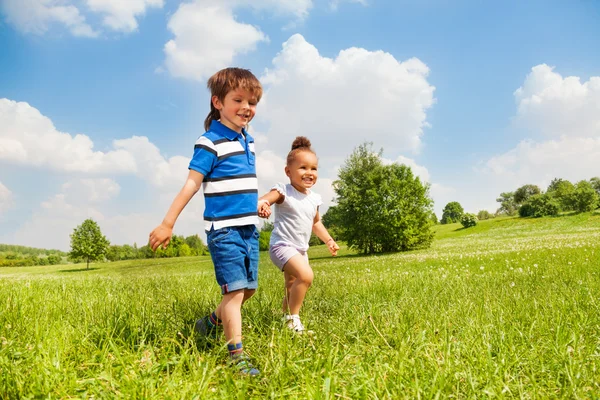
[204,68,263,131]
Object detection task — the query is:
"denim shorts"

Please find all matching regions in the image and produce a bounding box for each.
[207,225,259,295]
[269,243,308,272]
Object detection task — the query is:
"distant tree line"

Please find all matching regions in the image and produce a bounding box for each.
[0,244,66,267]
[496,177,600,218]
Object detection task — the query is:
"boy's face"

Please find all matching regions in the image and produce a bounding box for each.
[213,88,258,133]
[285,151,318,194]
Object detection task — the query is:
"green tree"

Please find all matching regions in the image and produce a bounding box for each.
[441,202,464,224]
[519,194,559,218]
[546,178,575,211]
[477,210,492,220]
[185,234,207,256]
[496,192,517,216]
[333,142,434,254]
[69,219,110,269]
[571,180,599,213]
[514,184,541,205]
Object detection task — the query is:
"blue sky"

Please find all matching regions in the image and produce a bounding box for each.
[1,0,599,251]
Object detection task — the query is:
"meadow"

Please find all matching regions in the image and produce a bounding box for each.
[1,213,599,399]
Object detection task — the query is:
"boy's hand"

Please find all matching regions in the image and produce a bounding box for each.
[149,223,173,251]
[258,199,271,218]
[327,239,340,256]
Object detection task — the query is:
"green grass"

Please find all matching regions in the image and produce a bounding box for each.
[1,213,600,398]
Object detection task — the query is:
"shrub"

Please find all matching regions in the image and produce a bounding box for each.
[519,194,559,218]
[477,210,492,220]
[460,213,478,228]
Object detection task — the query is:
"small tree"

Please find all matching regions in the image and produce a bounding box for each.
[477,210,492,220]
[496,192,518,216]
[571,180,600,212]
[514,184,541,206]
[589,177,600,205]
[519,194,559,218]
[69,219,110,269]
[441,202,464,224]
[546,178,575,211]
[333,142,434,254]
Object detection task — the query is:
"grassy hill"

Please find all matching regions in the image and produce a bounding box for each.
[1,213,599,398]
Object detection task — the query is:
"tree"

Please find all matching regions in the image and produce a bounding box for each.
[496,192,517,216]
[571,180,600,212]
[514,184,541,205]
[333,142,434,254]
[477,210,492,220]
[69,219,110,269]
[546,178,575,211]
[519,194,559,218]
[441,202,464,224]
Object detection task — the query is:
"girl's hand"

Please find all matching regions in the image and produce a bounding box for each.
[326,238,339,256]
[149,223,173,251]
[258,199,271,218]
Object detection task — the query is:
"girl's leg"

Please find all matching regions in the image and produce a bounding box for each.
[281,254,314,315]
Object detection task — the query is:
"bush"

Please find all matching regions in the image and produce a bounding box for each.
[571,180,600,212]
[519,194,559,218]
[460,213,478,228]
[477,210,492,220]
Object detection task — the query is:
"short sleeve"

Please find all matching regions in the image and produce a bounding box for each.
[271,182,287,198]
[312,191,323,207]
[189,136,217,175]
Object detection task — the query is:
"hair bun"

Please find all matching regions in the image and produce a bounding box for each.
[291,136,312,150]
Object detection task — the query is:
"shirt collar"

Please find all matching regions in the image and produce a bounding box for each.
[210,120,253,142]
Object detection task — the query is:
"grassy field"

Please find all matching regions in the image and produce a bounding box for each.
[1,213,599,398]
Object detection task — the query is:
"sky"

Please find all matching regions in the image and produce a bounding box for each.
[0,0,599,251]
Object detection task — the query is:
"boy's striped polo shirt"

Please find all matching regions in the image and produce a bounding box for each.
[189,120,259,232]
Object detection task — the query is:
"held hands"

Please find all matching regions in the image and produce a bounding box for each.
[258,199,271,218]
[149,223,173,251]
[326,238,340,256]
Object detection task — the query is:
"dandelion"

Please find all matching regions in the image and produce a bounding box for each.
[510,282,515,287]
[480,266,484,270]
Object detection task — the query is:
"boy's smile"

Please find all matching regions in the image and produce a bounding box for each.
[213,88,258,133]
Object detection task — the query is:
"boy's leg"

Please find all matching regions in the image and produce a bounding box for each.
[216,290,245,345]
[282,254,314,315]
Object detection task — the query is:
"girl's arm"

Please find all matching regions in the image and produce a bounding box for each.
[258,189,284,218]
[312,209,340,256]
[149,169,204,251]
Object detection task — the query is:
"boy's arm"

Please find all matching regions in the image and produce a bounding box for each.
[149,169,204,251]
[257,189,283,218]
[312,209,339,256]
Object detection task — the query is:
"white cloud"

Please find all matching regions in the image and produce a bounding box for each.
[163,1,268,82]
[484,136,600,186]
[84,0,163,32]
[0,98,137,173]
[259,34,435,163]
[477,65,600,213]
[514,64,600,138]
[1,0,98,37]
[112,136,190,190]
[0,99,189,189]
[0,181,14,216]
[60,178,121,203]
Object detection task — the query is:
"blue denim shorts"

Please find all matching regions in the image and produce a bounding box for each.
[207,225,259,295]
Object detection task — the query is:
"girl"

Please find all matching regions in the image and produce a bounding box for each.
[258,137,340,334]
[149,67,262,376]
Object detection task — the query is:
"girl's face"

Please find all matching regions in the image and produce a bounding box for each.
[212,88,258,133]
[285,151,318,194]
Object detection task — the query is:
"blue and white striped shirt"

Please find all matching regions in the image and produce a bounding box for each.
[189,120,258,232]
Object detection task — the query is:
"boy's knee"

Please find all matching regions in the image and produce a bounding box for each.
[299,269,314,285]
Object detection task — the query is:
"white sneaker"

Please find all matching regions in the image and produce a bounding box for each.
[283,315,314,335]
